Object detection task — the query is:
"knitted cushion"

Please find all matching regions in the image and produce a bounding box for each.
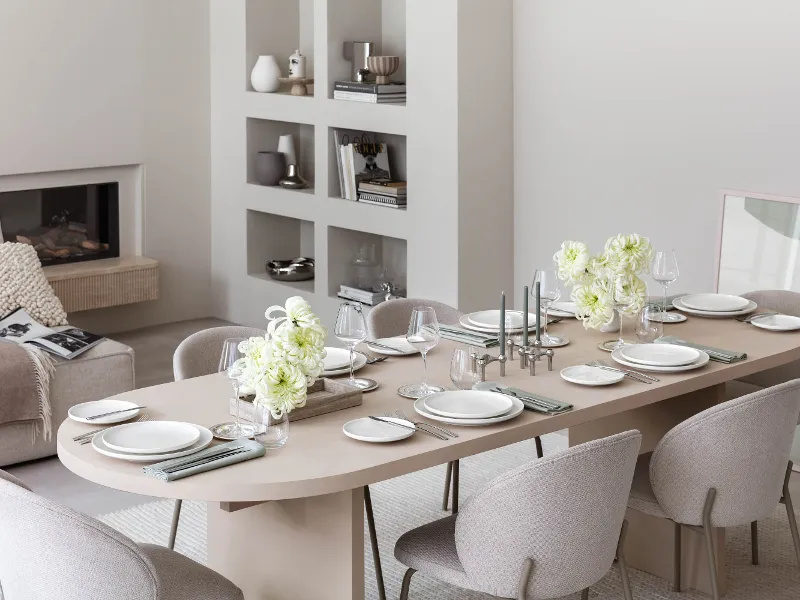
[0,242,67,326]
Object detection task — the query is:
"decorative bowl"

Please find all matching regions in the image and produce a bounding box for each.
[266,258,315,282]
[367,56,400,85]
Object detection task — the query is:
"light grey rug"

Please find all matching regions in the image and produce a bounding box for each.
[99,434,800,599]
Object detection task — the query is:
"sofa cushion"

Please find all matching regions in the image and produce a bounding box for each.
[0,242,67,326]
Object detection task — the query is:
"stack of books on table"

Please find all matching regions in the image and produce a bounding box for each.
[357,180,407,210]
[333,82,406,104]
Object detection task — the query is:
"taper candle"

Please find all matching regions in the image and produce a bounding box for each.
[499,291,506,354]
[535,282,541,342]
[523,286,529,347]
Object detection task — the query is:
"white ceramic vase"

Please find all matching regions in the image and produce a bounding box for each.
[251,55,281,93]
[599,309,621,333]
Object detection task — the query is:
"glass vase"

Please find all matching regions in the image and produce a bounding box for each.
[252,404,290,449]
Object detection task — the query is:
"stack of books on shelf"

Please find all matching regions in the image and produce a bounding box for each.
[333,81,406,104]
[337,285,389,306]
[357,180,407,210]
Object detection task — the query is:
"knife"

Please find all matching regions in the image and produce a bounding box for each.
[86,406,146,421]
[368,416,447,440]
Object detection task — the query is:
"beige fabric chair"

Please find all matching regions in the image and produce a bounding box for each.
[628,380,800,600]
[394,431,642,600]
[0,470,243,600]
[172,326,266,381]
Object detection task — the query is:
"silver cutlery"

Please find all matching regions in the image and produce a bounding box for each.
[162,447,247,473]
[366,340,405,353]
[74,414,151,443]
[736,311,778,323]
[370,415,448,440]
[365,355,388,365]
[85,406,147,421]
[393,409,458,438]
[493,387,560,411]
[490,388,552,413]
[586,361,656,384]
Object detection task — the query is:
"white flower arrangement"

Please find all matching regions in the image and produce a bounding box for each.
[235,296,327,419]
[553,234,653,330]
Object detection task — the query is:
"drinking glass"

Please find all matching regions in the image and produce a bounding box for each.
[532,269,564,346]
[450,348,478,390]
[334,302,375,390]
[217,338,255,439]
[635,305,663,343]
[400,307,444,398]
[652,251,679,323]
[609,277,634,351]
[252,404,290,449]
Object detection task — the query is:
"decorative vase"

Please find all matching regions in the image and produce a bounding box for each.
[288,49,306,79]
[367,56,400,85]
[253,403,290,449]
[277,134,297,166]
[600,309,621,333]
[254,151,286,186]
[279,164,308,190]
[250,55,281,93]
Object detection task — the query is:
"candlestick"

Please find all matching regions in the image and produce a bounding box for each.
[535,282,541,342]
[499,291,506,354]
[523,285,529,347]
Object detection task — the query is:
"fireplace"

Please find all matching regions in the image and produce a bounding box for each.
[0,183,120,266]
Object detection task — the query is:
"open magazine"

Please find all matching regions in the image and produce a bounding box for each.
[0,308,104,359]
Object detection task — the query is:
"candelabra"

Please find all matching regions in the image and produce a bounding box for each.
[470,350,507,382]
[506,338,555,376]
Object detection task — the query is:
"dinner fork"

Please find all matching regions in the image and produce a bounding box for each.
[75,414,152,444]
[394,409,458,438]
[587,361,658,384]
[381,413,448,440]
[736,311,778,323]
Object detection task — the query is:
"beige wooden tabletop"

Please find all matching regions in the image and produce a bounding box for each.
[57,317,800,502]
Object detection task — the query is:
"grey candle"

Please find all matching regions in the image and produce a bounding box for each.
[523,285,529,347]
[500,291,506,354]
[535,282,541,342]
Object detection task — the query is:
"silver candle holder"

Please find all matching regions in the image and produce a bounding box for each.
[506,338,555,376]
[470,350,507,382]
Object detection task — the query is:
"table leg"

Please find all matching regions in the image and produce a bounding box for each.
[568,384,727,596]
[207,488,365,600]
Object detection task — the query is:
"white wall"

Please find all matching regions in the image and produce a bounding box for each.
[0,0,211,333]
[513,0,800,298]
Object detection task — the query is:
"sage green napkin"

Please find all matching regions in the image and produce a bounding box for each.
[437,324,499,348]
[657,336,747,364]
[646,294,686,312]
[502,387,573,414]
[143,439,266,482]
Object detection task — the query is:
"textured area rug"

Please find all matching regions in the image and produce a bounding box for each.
[99,433,800,599]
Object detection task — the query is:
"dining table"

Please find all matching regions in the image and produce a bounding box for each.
[57,316,800,600]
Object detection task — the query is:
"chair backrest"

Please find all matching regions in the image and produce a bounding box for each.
[173,326,266,380]
[366,298,463,339]
[650,379,800,527]
[0,471,159,600]
[454,431,641,600]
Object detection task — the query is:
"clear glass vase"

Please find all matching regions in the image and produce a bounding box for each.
[252,404,290,449]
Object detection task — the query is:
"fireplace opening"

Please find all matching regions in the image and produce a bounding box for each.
[0,183,120,266]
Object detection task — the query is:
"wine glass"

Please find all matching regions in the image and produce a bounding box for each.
[450,348,478,390]
[533,269,564,346]
[217,338,255,439]
[399,307,445,398]
[652,251,679,324]
[609,276,634,351]
[636,305,663,343]
[334,302,376,391]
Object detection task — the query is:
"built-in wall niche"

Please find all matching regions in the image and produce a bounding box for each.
[327,226,406,299]
[246,118,315,193]
[246,0,314,95]
[327,128,406,202]
[327,0,406,99]
[247,210,315,293]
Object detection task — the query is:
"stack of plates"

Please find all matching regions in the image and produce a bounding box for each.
[323,347,367,376]
[673,294,757,318]
[459,310,540,334]
[413,390,524,426]
[611,344,710,373]
[91,421,213,462]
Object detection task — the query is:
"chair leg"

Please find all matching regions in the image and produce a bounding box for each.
[673,522,681,592]
[617,519,633,600]
[452,459,460,514]
[535,435,544,459]
[782,462,800,569]
[751,521,759,565]
[167,499,182,550]
[364,486,387,600]
[580,589,589,600]
[399,568,416,600]
[516,558,534,600]
[442,462,453,511]
[701,488,720,600]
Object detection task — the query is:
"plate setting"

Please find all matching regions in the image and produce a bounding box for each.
[366,337,419,356]
[466,310,538,330]
[68,400,142,425]
[413,392,524,426]
[673,297,757,318]
[343,417,414,443]
[749,314,800,332]
[423,390,513,419]
[323,351,368,376]
[102,421,200,454]
[611,347,710,372]
[561,365,625,386]
[92,424,213,462]
[680,293,750,312]
[618,344,701,367]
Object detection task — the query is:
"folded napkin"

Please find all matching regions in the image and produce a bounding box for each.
[437,324,499,348]
[502,387,573,414]
[657,336,747,364]
[143,439,266,482]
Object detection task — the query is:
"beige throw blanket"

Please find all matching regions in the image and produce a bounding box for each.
[0,342,56,440]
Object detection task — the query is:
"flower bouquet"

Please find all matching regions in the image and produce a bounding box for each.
[553,234,653,331]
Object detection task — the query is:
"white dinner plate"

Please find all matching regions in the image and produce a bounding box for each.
[342,417,414,443]
[648,312,688,324]
[458,314,536,334]
[611,348,710,372]
[366,337,419,356]
[750,314,800,332]
[673,297,758,318]
[466,310,538,330]
[560,365,625,386]
[323,352,367,376]
[92,425,213,462]
[68,400,142,425]
[323,347,354,371]
[102,421,201,454]
[548,302,578,318]
[413,395,524,426]
[680,294,750,312]
[423,390,513,420]
[619,344,701,367]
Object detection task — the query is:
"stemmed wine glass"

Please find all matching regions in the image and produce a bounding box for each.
[334,302,376,391]
[652,251,679,325]
[450,348,478,390]
[399,307,445,399]
[217,338,255,439]
[533,269,565,346]
[609,276,635,351]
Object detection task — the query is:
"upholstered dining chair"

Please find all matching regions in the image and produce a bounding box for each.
[627,380,800,600]
[394,430,642,600]
[0,470,244,600]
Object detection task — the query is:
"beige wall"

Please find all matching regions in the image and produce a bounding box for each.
[0,0,211,333]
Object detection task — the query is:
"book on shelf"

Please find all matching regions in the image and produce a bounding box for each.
[333,91,406,104]
[333,129,376,201]
[334,81,407,94]
[0,307,105,359]
[338,285,387,306]
[358,180,407,196]
[358,192,407,206]
[358,198,407,210]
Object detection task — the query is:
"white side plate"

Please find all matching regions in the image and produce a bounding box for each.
[68,400,141,425]
[323,347,353,371]
[413,396,524,426]
[648,312,688,323]
[611,348,710,372]
[92,425,213,462]
[466,310,538,330]
[680,294,750,312]
[366,337,419,356]
[548,302,577,318]
[343,417,414,443]
[102,421,201,454]
[423,390,513,419]
[560,365,625,386]
[750,314,800,332]
[673,297,757,318]
[619,344,701,367]
[459,314,535,334]
[323,352,367,376]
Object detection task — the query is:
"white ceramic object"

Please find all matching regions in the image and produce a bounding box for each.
[619,344,701,367]
[611,348,710,372]
[423,390,513,420]
[102,421,200,455]
[649,312,688,324]
[342,417,414,443]
[366,337,419,356]
[458,314,534,334]
[413,395,524,426]
[277,134,297,166]
[323,347,353,371]
[288,49,306,79]
[560,365,625,386]
[673,297,757,318]
[68,400,141,425]
[323,352,367,376]
[600,310,621,333]
[750,314,800,332]
[250,55,281,93]
[548,302,578,318]
[92,425,213,463]
[466,310,538,330]
[680,294,750,312]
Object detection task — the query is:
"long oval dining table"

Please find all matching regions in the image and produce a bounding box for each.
[58,317,800,600]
